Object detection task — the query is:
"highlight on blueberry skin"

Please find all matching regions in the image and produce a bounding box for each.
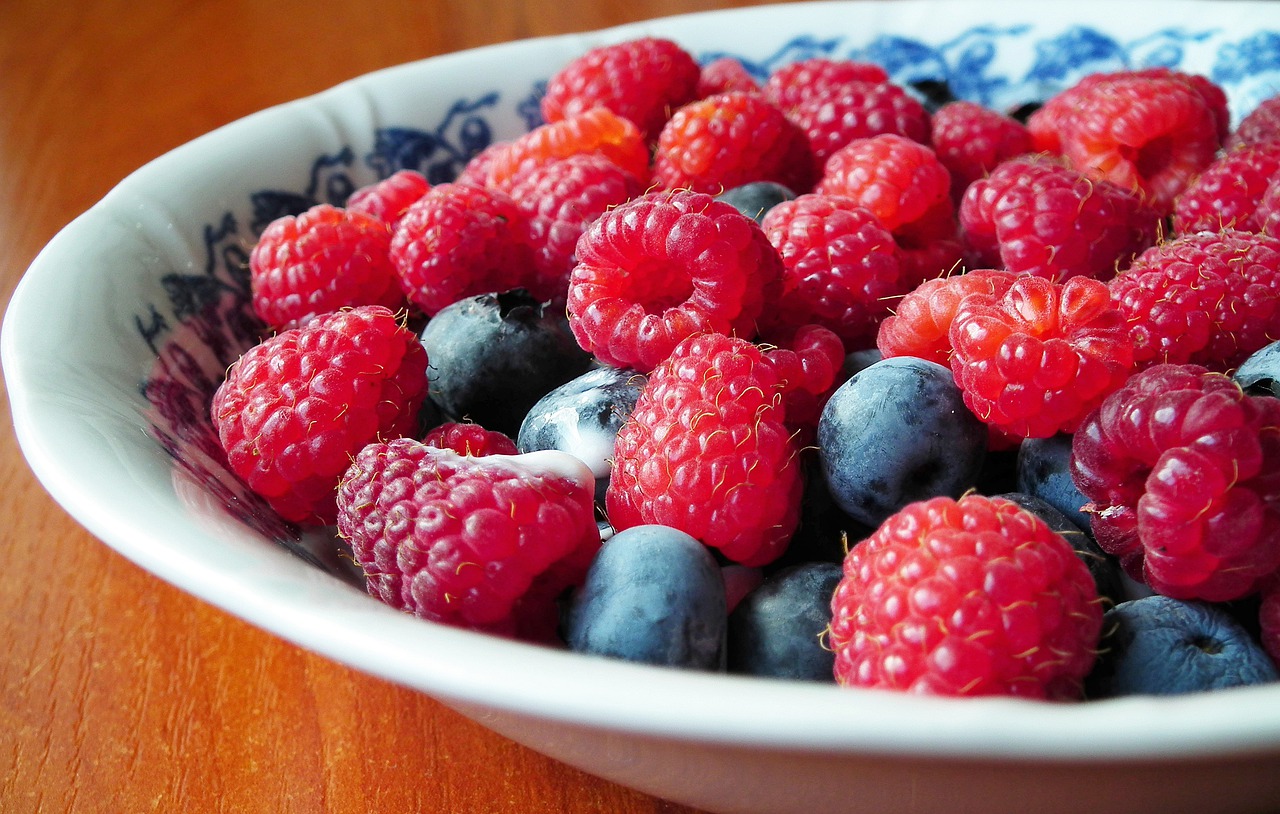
[1234,339,1280,397]
[727,562,841,682]
[1085,595,1280,698]
[816,356,988,528]
[714,180,797,224]
[564,525,727,670]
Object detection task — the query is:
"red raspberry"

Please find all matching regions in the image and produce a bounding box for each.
[959,155,1160,282]
[566,189,783,372]
[1172,143,1280,235]
[949,275,1135,439]
[817,134,952,235]
[696,56,760,97]
[337,441,600,641]
[505,154,643,304]
[761,57,890,112]
[930,100,1032,201]
[876,268,1018,366]
[651,91,818,195]
[484,107,650,191]
[422,422,518,457]
[346,170,430,229]
[390,182,533,316]
[1107,229,1280,372]
[828,494,1102,699]
[786,80,931,165]
[761,323,845,442]
[540,37,701,142]
[605,332,802,567]
[1229,96,1280,149]
[1070,364,1280,602]
[248,204,405,331]
[757,192,904,350]
[211,305,429,525]
[455,142,506,187]
[1028,70,1221,213]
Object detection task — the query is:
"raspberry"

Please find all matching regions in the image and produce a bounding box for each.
[346,170,430,229]
[422,422,518,457]
[566,189,783,372]
[1070,364,1280,602]
[876,268,1018,366]
[761,57,890,112]
[337,441,600,641]
[696,56,760,97]
[959,155,1160,282]
[1107,229,1280,372]
[786,80,931,165]
[949,275,1135,439]
[1172,143,1280,235]
[651,91,818,195]
[484,107,650,191]
[817,134,952,235]
[828,493,1102,699]
[1028,70,1221,213]
[930,100,1032,201]
[761,323,846,442]
[756,192,904,349]
[211,305,429,525]
[390,182,533,316]
[540,37,701,142]
[605,332,802,566]
[505,154,643,304]
[248,204,405,331]
[1229,96,1280,149]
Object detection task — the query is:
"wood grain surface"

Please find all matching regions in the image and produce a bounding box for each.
[0,1,808,811]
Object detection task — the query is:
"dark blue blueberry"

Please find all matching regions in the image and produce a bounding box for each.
[1234,339,1280,398]
[727,562,841,682]
[714,181,796,224]
[1086,595,1279,698]
[418,289,593,438]
[994,492,1125,609]
[843,348,882,378]
[517,366,644,505]
[907,78,959,113]
[817,356,987,528]
[768,455,872,572]
[564,525,726,670]
[1016,433,1093,534]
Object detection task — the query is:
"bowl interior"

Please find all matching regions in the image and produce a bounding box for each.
[8,0,1280,764]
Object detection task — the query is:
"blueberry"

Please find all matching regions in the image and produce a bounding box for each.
[727,562,841,682]
[1017,433,1093,534]
[564,525,726,670]
[517,365,644,505]
[419,289,594,437]
[817,356,987,528]
[714,181,796,224]
[1086,595,1279,698]
[994,492,1125,609]
[1234,339,1280,397]
[769,455,872,572]
[843,348,882,378]
[907,78,959,113]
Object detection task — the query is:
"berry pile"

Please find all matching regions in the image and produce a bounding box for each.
[213,37,1280,701]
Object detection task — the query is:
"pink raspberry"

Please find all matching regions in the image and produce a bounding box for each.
[1172,143,1280,235]
[959,155,1160,282]
[346,170,430,229]
[949,275,1136,439]
[1108,229,1280,372]
[390,182,533,316]
[930,100,1032,201]
[651,91,818,195]
[786,80,931,165]
[761,57,890,112]
[422,422,518,457]
[876,268,1018,366]
[1229,96,1280,149]
[566,189,783,372]
[606,332,803,567]
[249,203,406,331]
[211,305,429,525]
[817,134,952,235]
[828,494,1102,699]
[757,192,904,350]
[540,37,701,142]
[696,56,760,97]
[337,441,600,641]
[1071,364,1280,602]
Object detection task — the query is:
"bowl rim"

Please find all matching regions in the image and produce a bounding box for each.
[8,0,1280,764]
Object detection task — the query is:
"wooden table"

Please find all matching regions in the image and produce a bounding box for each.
[0,2,799,811]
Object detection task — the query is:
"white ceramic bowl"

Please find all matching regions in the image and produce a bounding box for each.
[7,2,1280,812]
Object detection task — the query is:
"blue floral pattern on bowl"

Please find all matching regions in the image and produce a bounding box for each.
[136,21,1280,573]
